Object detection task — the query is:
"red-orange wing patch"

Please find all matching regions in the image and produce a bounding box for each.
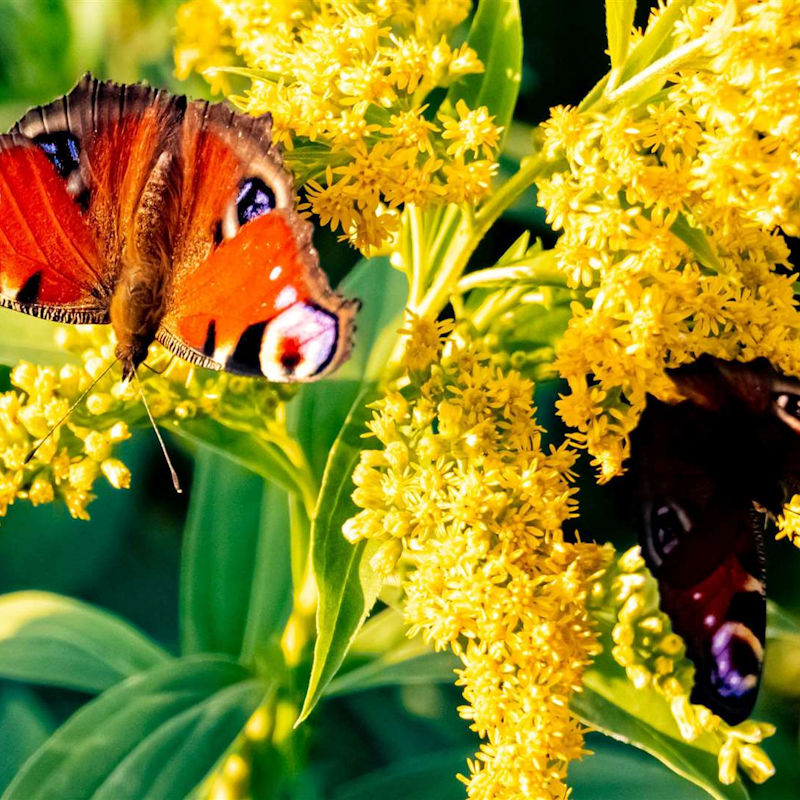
[0,136,105,321]
[158,104,357,381]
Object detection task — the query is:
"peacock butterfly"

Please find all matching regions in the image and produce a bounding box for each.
[630,355,800,724]
[0,74,358,382]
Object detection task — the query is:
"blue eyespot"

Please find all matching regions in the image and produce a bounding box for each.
[34,132,81,178]
[236,177,275,226]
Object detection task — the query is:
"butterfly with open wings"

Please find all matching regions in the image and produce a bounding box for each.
[630,355,800,725]
[0,73,358,383]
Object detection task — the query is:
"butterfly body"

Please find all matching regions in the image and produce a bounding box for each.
[630,356,800,724]
[0,75,357,382]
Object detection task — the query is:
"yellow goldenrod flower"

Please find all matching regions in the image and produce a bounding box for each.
[534,0,800,482]
[174,0,503,250]
[346,315,611,800]
[0,325,291,522]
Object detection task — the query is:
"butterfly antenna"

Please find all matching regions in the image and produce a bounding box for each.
[24,359,117,465]
[133,370,183,494]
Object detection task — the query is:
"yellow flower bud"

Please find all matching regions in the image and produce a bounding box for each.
[101,459,131,490]
[83,431,111,461]
[69,459,99,491]
[737,744,775,784]
[717,738,739,785]
[86,393,113,415]
[28,474,55,505]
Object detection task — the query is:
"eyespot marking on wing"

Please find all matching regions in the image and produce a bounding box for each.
[772,390,800,433]
[645,499,692,569]
[260,302,339,381]
[33,132,80,178]
[221,177,278,240]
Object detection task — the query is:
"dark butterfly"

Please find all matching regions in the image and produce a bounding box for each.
[630,355,800,725]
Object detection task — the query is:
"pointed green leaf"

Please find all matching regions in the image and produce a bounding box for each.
[0,687,54,793]
[573,648,750,800]
[290,256,408,481]
[0,591,169,693]
[606,0,637,70]
[180,450,292,659]
[3,655,267,800]
[169,417,310,504]
[298,386,385,723]
[443,0,522,149]
[670,214,723,273]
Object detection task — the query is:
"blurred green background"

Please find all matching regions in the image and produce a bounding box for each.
[0,0,797,797]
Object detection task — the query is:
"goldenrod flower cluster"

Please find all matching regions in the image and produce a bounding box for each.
[590,547,775,785]
[344,316,611,800]
[174,0,502,249]
[536,0,800,482]
[0,326,289,521]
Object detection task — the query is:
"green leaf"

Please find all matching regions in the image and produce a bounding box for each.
[298,386,385,723]
[572,736,709,799]
[331,750,473,800]
[169,417,311,504]
[325,645,459,697]
[240,479,294,662]
[180,450,292,659]
[573,648,750,800]
[0,309,74,367]
[0,687,55,793]
[670,214,724,273]
[290,256,408,481]
[0,591,170,693]
[443,0,523,149]
[617,0,692,84]
[3,655,268,800]
[606,0,637,70]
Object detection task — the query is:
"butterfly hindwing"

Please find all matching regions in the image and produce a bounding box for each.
[631,396,766,724]
[632,356,800,724]
[158,101,357,381]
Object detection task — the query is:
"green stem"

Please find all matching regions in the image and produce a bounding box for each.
[456,252,565,292]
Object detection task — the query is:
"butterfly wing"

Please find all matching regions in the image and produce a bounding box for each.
[630,396,766,725]
[157,101,357,381]
[0,130,106,320]
[0,74,185,323]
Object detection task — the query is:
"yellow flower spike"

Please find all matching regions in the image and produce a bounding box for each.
[174,0,502,250]
[101,459,131,490]
[346,328,613,798]
[536,0,800,478]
